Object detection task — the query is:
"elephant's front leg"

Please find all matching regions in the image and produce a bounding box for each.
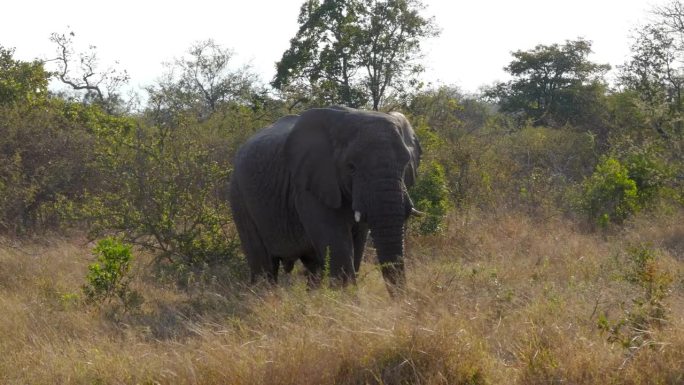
[296,192,355,286]
[352,223,369,273]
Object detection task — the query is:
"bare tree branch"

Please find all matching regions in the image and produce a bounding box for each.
[46,30,129,111]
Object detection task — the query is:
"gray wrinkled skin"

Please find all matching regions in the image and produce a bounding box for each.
[229,106,421,293]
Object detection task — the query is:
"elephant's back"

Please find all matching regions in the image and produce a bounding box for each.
[233,115,297,172]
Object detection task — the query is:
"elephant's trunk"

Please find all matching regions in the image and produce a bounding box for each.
[364,178,407,295]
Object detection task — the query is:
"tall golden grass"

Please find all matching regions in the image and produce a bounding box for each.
[0,210,682,384]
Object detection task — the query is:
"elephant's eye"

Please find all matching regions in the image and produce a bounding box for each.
[347,163,356,174]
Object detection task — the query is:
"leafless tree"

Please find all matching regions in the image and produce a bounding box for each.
[48,30,129,111]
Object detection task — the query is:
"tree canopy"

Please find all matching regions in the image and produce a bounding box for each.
[618,1,684,139]
[0,46,49,106]
[145,39,260,123]
[487,39,610,129]
[273,0,438,110]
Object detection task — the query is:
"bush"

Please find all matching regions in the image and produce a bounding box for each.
[0,101,99,233]
[624,148,672,205]
[579,156,639,226]
[83,238,140,309]
[78,119,243,272]
[492,127,597,213]
[407,88,498,208]
[410,160,450,234]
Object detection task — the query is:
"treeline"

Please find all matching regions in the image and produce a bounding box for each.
[1,0,682,274]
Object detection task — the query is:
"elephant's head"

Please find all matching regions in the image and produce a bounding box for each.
[285,106,421,293]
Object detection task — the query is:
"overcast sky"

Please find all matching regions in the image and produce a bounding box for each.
[1,0,664,94]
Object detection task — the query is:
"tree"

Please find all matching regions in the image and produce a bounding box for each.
[653,0,684,39]
[146,39,260,123]
[617,1,684,192]
[0,46,49,106]
[619,3,684,139]
[487,39,610,129]
[273,0,438,110]
[48,31,130,113]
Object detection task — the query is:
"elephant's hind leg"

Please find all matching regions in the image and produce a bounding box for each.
[300,253,322,288]
[231,200,277,284]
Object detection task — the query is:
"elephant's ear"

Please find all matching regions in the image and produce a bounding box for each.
[285,110,342,208]
[390,111,422,188]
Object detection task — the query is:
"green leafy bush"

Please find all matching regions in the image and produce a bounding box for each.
[78,120,243,272]
[0,101,103,233]
[579,156,639,226]
[83,238,140,309]
[407,88,496,208]
[410,160,450,234]
[624,148,671,205]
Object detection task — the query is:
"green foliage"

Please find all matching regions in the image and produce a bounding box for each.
[606,90,650,133]
[0,46,49,106]
[0,99,106,233]
[274,0,438,110]
[0,47,91,232]
[486,39,610,131]
[501,127,598,213]
[579,157,639,226]
[407,87,500,208]
[619,23,683,138]
[410,160,450,234]
[435,125,597,212]
[83,238,141,309]
[577,140,675,226]
[78,119,242,271]
[624,148,672,204]
[62,40,277,274]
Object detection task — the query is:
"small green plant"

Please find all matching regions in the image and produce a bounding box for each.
[579,156,639,226]
[410,160,450,234]
[83,237,141,309]
[58,292,81,310]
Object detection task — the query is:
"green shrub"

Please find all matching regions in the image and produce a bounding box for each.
[410,160,450,234]
[579,156,639,226]
[83,238,141,309]
[407,91,498,209]
[0,100,101,233]
[77,120,243,272]
[624,148,671,205]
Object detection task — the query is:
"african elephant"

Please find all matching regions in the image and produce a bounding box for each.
[229,106,421,293]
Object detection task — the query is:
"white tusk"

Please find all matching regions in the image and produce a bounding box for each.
[411,208,426,217]
[354,211,362,222]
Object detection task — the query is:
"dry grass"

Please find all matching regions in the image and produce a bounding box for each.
[1,210,683,384]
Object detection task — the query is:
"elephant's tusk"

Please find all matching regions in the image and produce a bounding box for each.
[411,208,426,217]
[355,211,362,222]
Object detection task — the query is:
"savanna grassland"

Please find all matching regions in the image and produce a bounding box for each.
[1,209,683,384]
[3,1,684,384]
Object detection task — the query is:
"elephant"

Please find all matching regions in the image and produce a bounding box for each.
[229,106,422,293]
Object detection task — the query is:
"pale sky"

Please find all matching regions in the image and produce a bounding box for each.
[1,0,662,94]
